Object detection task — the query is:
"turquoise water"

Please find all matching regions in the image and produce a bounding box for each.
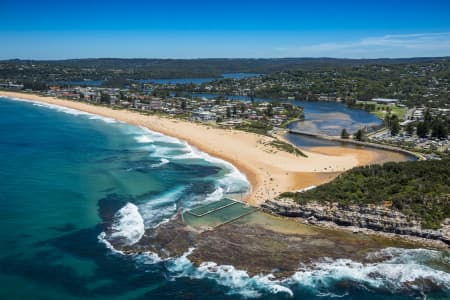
[0,97,448,299]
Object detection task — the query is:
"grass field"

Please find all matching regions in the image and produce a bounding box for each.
[356,101,407,120]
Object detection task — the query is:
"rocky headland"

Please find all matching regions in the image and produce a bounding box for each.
[262,198,450,248]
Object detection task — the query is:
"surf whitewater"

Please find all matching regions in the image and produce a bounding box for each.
[1,96,449,299]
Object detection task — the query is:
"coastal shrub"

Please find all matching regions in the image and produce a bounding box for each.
[283,160,450,229]
[267,140,307,157]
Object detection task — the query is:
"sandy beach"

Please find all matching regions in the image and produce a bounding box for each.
[0,91,386,205]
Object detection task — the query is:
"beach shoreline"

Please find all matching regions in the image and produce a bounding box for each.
[0,91,392,205]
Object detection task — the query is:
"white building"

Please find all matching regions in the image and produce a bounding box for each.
[370,98,399,104]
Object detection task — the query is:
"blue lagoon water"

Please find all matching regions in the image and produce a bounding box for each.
[222,73,262,79]
[138,77,217,85]
[52,80,104,86]
[52,73,261,86]
[139,73,261,85]
[0,97,448,300]
[287,100,382,136]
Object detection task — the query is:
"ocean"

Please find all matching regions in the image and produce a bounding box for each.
[0,96,448,300]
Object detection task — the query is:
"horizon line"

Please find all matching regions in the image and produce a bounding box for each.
[2,56,450,62]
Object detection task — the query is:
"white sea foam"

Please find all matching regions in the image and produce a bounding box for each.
[217,167,250,194]
[150,146,174,157]
[168,140,250,195]
[134,135,154,143]
[88,114,117,123]
[166,250,293,298]
[139,251,163,264]
[109,203,145,245]
[150,158,170,168]
[137,186,186,227]
[7,96,118,123]
[98,232,163,265]
[204,187,225,203]
[137,126,181,145]
[97,232,129,256]
[289,248,450,293]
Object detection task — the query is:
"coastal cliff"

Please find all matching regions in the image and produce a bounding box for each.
[262,198,450,246]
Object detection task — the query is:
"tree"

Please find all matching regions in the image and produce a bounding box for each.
[389,114,400,136]
[340,128,350,139]
[431,120,448,139]
[405,122,415,136]
[424,109,432,123]
[384,114,391,128]
[354,129,365,141]
[416,122,429,138]
[391,121,400,136]
[23,80,48,91]
[100,92,111,104]
[266,104,273,117]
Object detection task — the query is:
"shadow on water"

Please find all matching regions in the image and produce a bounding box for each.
[49,223,77,233]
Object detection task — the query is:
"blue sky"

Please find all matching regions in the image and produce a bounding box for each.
[1,0,449,59]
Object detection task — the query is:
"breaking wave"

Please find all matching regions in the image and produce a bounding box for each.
[8,96,118,123]
[150,158,170,168]
[288,247,450,296]
[120,246,449,299]
[109,203,145,245]
[134,135,153,143]
[137,186,186,228]
[166,252,294,298]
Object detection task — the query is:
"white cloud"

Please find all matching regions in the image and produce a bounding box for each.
[275,32,450,58]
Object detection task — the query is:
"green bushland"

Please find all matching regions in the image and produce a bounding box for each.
[280,160,450,229]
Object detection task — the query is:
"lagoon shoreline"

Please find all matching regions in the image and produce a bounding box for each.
[0,90,392,205]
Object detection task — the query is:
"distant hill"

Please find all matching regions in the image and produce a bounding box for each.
[2,57,449,78]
